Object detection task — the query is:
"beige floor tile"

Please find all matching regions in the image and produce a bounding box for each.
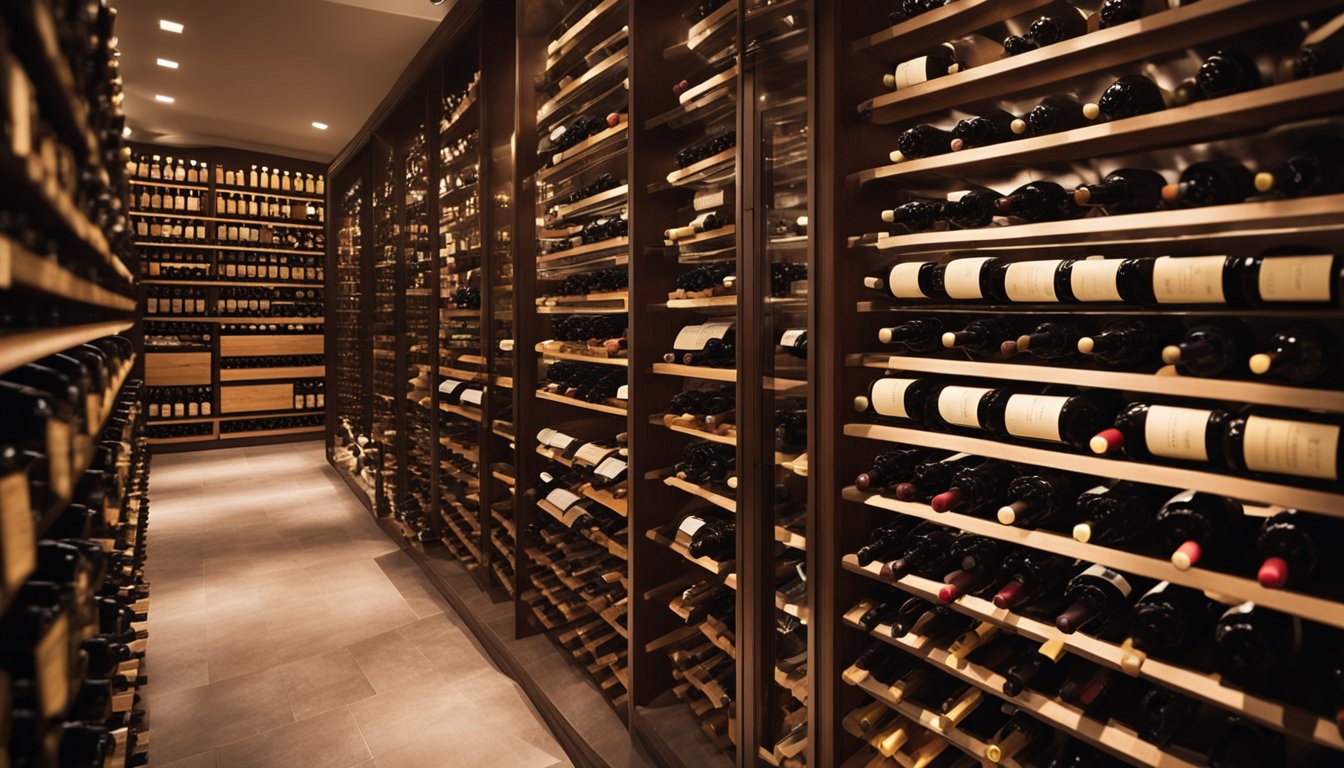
[214,706,372,768]
[156,750,218,768]
[278,648,377,721]
[346,630,437,694]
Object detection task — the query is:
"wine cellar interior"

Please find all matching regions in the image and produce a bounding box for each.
[5,0,1344,767]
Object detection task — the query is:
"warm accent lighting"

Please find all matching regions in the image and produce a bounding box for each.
[156,58,179,69]
[122,126,132,138]
[159,19,184,33]
[311,122,329,130]
[154,94,175,103]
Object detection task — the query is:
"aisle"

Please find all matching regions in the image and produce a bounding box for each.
[143,442,572,768]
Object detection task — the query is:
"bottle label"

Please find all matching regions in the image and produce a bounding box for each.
[460,388,483,406]
[1242,415,1340,480]
[938,386,991,428]
[1144,405,1213,461]
[595,457,627,481]
[673,321,733,351]
[894,56,933,90]
[45,419,71,500]
[780,329,806,347]
[677,516,708,539]
[887,263,928,298]
[1069,259,1123,302]
[870,378,918,419]
[1,472,35,599]
[1078,564,1133,597]
[1139,581,1172,601]
[1256,254,1334,303]
[438,378,465,395]
[37,614,70,718]
[574,443,614,466]
[1151,255,1227,304]
[943,257,992,300]
[1003,394,1068,442]
[1004,260,1061,302]
[545,488,582,511]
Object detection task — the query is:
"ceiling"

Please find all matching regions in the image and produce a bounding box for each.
[114,0,455,163]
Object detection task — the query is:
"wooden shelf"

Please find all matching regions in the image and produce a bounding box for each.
[582,483,627,518]
[678,65,737,108]
[857,0,1341,123]
[686,1,735,52]
[440,437,480,464]
[536,289,628,312]
[664,475,737,514]
[664,148,735,188]
[537,236,630,266]
[855,73,1344,186]
[440,402,484,422]
[130,212,324,230]
[646,527,736,584]
[147,433,217,446]
[774,525,806,552]
[213,184,324,202]
[537,122,630,185]
[219,425,324,440]
[840,560,1344,754]
[537,48,629,125]
[665,295,736,311]
[0,320,134,376]
[651,414,736,446]
[134,242,322,256]
[552,184,629,221]
[147,416,216,426]
[151,316,324,324]
[665,223,735,248]
[0,235,136,311]
[850,353,1344,414]
[141,279,324,288]
[844,422,1344,516]
[857,194,1344,256]
[535,389,628,416]
[850,0,1048,58]
[652,363,735,382]
[130,178,209,191]
[535,341,629,366]
[219,366,325,382]
[542,0,623,75]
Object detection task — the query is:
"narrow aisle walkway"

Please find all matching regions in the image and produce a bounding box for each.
[143,442,571,768]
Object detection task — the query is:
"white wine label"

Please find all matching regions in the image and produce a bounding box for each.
[37,614,70,718]
[616,384,629,400]
[460,388,483,406]
[574,443,614,466]
[595,457,627,480]
[1140,581,1173,600]
[1079,564,1133,597]
[1,472,35,599]
[693,188,725,211]
[1151,255,1227,304]
[869,378,917,419]
[45,419,71,500]
[1069,259,1124,302]
[438,378,465,394]
[1144,405,1212,462]
[938,386,991,429]
[1163,489,1197,507]
[1242,415,1340,480]
[895,56,931,90]
[780,329,806,347]
[1256,254,1334,303]
[1004,260,1061,302]
[1003,394,1067,442]
[943,257,993,300]
[677,516,708,538]
[887,262,928,298]
[545,488,582,511]
[672,321,733,351]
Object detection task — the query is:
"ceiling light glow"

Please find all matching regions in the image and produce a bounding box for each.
[154,94,175,103]
[159,19,184,33]
[311,122,329,130]
[156,58,179,69]
[122,126,132,138]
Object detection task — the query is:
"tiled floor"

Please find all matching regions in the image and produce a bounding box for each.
[143,442,572,768]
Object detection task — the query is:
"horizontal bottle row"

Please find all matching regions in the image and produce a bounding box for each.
[145,387,213,420]
[132,218,324,250]
[219,355,324,369]
[217,323,322,335]
[854,373,1343,484]
[218,414,323,434]
[128,153,325,195]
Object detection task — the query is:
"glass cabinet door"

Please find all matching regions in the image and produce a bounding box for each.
[401,120,437,544]
[371,138,402,519]
[331,173,375,506]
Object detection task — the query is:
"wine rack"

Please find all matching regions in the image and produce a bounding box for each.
[824,1,1344,767]
[1,2,153,766]
[128,143,327,450]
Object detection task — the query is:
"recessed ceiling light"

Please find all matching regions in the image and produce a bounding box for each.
[156,58,179,69]
[311,122,329,130]
[159,19,184,33]
[155,94,175,103]
[122,126,132,138]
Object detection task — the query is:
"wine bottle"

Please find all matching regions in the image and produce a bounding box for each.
[985,712,1048,764]
[864,262,947,302]
[854,375,937,425]
[994,181,1087,222]
[880,522,955,580]
[938,534,1010,601]
[1236,250,1341,307]
[1055,564,1152,635]
[881,199,946,231]
[1281,29,1344,80]
[876,317,946,352]
[882,50,959,90]
[1004,260,1071,304]
[1132,687,1198,747]
[887,597,939,638]
[1014,320,1082,359]
[997,468,1091,527]
[1003,6,1087,54]
[1160,321,1255,377]
[1129,581,1219,658]
[684,516,735,561]
[1214,602,1300,686]
[855,518,920,566]
[893,453,977,501]
[941,189,1000,229]
[950,111,1017,151]
[941,317,1022,359]
[1223,410,1343,482]
[1153,490,1251,570]
[856,447,948,492]
[1253,136,1344,198]
[1077,317,1182,368]
[778,329,807,359]
[1254,509,1331,589]
[1160,159,1256,208]
[1071,482,1169,545]
[930,458,1016,514]
[1206,717,1285,768]
[893,124,954,162]
[1085,74,1168,121]
[926,383,1004,432]
[1012,95,1089,137]
[1096,0,1152,27]
[991,550,1075,610]
[857,588,914,629]
[988,390,1123,451]
[1195,49,1262,99]
[1091,401,1232,466]
[1073,168,1168,214]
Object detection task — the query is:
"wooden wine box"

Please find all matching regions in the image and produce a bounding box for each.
[144,352,212,386]
[219,334,324,357]
[220,383,294,414]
